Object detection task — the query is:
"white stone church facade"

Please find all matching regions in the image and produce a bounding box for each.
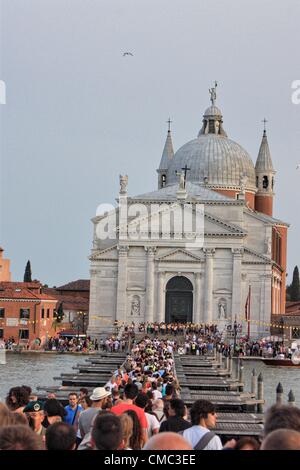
[88,86,288,339]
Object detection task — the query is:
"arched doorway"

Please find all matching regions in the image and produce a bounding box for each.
[165,276,193,323]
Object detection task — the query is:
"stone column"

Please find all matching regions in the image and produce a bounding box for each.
[115,245,129,323]
[157,272,165,323]
[272,276,275,314]
[194,273,202,324]
[145,247,156,323]
[263,273,272,334]
[204,249,215,323]
[231,248,243,321]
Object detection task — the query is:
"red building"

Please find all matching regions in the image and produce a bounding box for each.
[0,282,58,345]
[42,280,89,332]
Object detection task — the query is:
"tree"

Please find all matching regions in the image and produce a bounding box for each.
[55,303,64,323]
[23,260,32,282]
[52,303,64,332]
[289,266,300,301]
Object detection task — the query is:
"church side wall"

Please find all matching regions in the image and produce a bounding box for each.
[126,247,147,324]
[88,261,118,335]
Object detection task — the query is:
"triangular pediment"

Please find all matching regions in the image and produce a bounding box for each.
[243,248,271,264]
[156,248,204,263]
[204,213,245,236]
[89,245,118,261]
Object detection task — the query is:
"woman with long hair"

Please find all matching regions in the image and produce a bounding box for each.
[5,386,29,413]
[124,410,143,450]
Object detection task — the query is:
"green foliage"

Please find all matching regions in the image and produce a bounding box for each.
[24,260,32,282]
[54,303,64,323]
[289,266,300,301]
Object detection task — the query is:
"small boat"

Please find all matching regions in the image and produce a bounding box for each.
[263,357,300,367]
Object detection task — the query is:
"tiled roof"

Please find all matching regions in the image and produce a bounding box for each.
[0,283,57,302]
[42,288,89,311]
[0,281,42,290]
[56,280,90,291]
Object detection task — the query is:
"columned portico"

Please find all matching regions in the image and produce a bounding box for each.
[145,247,156,322]
[157,271,165,323]
[231,248,243,320]
[194,272,202,324]
[115,245,129,322]
[204,248,215,323]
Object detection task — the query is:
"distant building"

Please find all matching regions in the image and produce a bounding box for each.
[0,281,57,345]
[0,248,11,282]
[88,86,288,339]
[42,280,89,332]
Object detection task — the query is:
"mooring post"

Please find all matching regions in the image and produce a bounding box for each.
[276,382,283,405]
[225,354,229,371]
[235,357,240,380]
[228,355,233,376]
[257,372,264,413]
[239,359,244,391]
[219,350,223,367]
[251,368,257,396]
[288,390,296,406]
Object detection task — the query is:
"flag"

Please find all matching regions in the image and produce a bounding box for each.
[245,287,250,320]
[245,285,251,318]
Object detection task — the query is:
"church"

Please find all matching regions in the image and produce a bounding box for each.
[88,84,288,338]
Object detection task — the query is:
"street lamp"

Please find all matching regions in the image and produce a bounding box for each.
[77,311,87,337]
[233,320,238,356]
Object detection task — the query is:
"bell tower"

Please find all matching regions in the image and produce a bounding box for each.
[255,120,276,216]
[157,118,174,189]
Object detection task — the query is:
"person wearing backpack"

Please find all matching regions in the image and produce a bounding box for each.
[182,400,222,450]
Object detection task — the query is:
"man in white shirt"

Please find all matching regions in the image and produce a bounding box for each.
[183,399,223,450]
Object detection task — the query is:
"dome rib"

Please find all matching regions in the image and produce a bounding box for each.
[166,134,256,190]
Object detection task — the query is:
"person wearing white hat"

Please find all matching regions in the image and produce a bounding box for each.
[78,387,111,439]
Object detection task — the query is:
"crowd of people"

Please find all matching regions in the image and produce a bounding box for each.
[1,321,293,360]
[45,336,99,353]
[1,332,300,451]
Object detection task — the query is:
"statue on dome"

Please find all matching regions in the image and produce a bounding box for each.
[209,81,218,105]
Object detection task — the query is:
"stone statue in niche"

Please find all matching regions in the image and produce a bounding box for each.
[131,295,140,316]
[218,301,227,319]
[265,237,272,255]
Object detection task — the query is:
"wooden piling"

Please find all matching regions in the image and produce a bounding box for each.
[228,355,233,376]
[235,357,240,380]
[276,382,283,405]
[251,369,257,396]
[257,372,264,413]
[239,359,244,392]
[288,390,295,407]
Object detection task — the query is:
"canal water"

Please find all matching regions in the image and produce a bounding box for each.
[0,354,300,410]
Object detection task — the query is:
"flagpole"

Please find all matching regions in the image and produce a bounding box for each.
[248,285,251,339]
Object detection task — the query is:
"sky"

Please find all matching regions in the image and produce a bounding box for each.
[0,0,299,286]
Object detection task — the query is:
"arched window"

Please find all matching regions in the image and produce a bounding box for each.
[256,176,259,188]
[161,174,166,188]
[262,175,269,189]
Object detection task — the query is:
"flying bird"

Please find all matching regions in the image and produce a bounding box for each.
[123,52,133,56]
[297,164,300,169]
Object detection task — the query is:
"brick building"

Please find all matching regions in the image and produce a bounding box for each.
[0,282,57,345]
[42,280,89,333]
[0,248,11,282]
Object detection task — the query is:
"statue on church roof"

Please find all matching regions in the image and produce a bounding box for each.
[119,174,128,194]
[175,170,186,190]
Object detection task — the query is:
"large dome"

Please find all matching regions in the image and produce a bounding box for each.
[166,133,256,190]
